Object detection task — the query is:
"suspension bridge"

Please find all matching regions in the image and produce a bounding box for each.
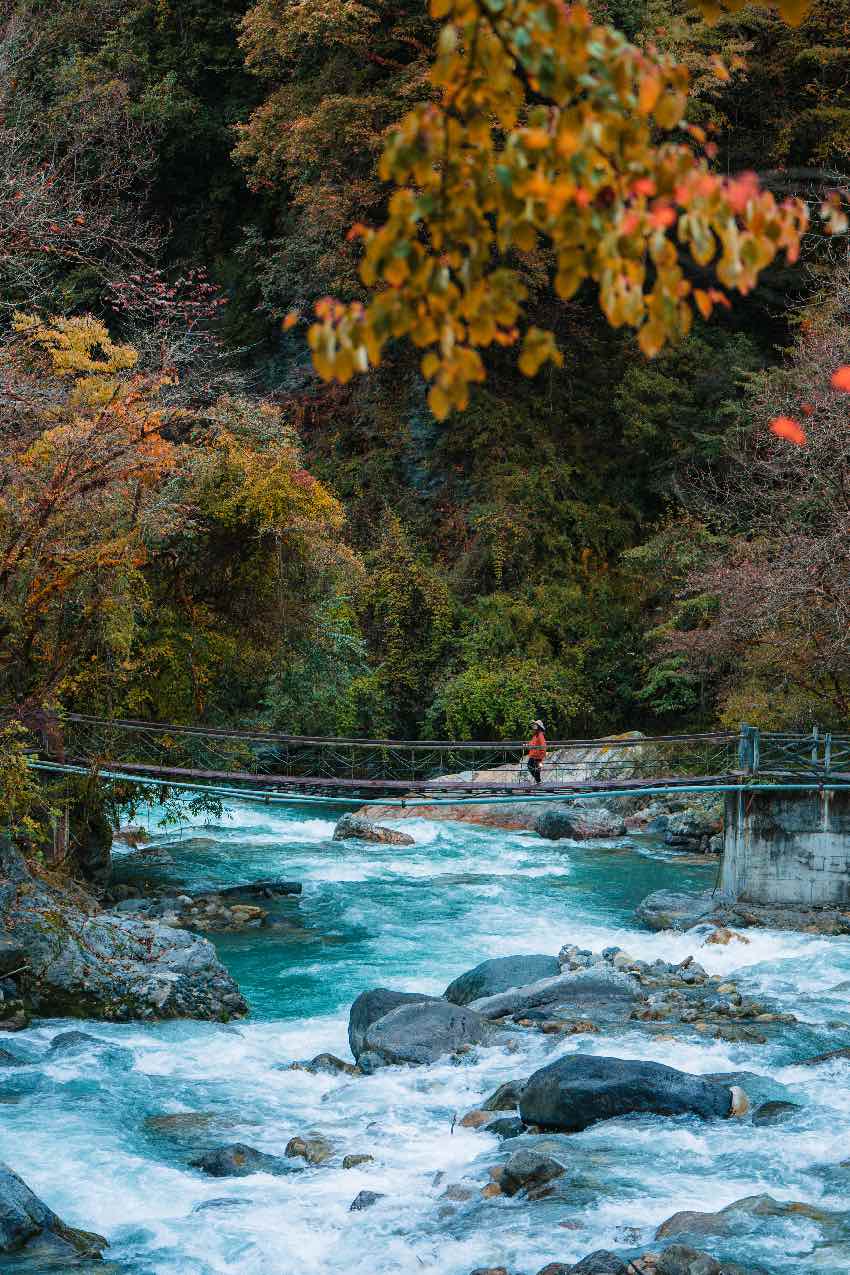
[20,714,850,808]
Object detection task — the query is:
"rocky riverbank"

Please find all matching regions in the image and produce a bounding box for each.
[346,794,723,849]
[636,889,850,936]
[0,839,247,1024]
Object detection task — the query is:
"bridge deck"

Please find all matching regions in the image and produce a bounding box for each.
[70,757,738,797]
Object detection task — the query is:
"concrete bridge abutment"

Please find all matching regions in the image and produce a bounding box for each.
[723,788,850,906]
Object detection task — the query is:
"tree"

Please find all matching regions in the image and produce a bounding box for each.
[235,0,434,322]
[303,0,813,418]
[638,263,850,728]
[0,313,358,723]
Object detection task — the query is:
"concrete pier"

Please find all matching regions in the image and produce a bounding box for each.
[723,789,850,906]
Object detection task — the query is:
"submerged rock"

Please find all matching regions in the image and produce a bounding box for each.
[348,988,439,1061]
[519,1055,736,1133]
[535,807,626,841]
[350,1189,384,1211]
[0,1045,32,1067]
[797,1045,850,1066]
[485,1116,526,1140]
[190,1143,293,1178]
[444,954,560,1006]
[214,879,302,899]
[362,999,488,1067]
[500,1148,566,1197]
[751,1100,802,1126]
[0,841,247,1022]
[0,1161,107,1259]
[333,814,414,846]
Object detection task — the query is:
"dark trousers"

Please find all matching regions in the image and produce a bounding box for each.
[527,757,542,784]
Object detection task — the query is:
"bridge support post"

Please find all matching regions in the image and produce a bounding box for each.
[722,787,850,906]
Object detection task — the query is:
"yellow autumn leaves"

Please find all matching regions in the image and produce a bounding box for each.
[304,0,809,419]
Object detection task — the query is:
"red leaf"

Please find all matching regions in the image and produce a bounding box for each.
[769,416,807,445]
[830,365,850,392]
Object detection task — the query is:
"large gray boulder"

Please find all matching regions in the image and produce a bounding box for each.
[361,999,488,1067]
[535,807,626,841]
[635,890,722,931]
[0,840,246,1022]
[519,1055,734,1133]
[444,954,560,1006]
[333,814,414,846]
[348,988,440,1061]
[0,1161,106,1259]
[469,968,643,1022]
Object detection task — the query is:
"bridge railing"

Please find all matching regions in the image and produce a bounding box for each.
[739,726,850,778]
[20,710,850,793]
[49,715,743,788]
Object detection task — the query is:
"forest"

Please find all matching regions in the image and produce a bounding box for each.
[1,0,849,748]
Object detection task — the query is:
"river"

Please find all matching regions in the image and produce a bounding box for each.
[3,804,850,1273]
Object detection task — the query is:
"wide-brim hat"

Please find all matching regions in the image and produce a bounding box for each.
[531,719,545,729]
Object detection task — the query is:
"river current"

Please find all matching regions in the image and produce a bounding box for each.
[3,804,850,1273]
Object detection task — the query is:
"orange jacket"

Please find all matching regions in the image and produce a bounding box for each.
[528,730,547,761]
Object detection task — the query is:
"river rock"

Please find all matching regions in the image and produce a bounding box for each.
[662,808,722,850]
[215,880,302,899]
[535,807,626,841]
[444,954,560,1005]
[635,891,722,931]
[655,1193,836,1240]
[519,1055,735,1133]
[0,1161,107,1259]
[569,1255,629,1275]
[190,1143,292,1177]
[285,1136,333,1164]
[333,814,414,846]
[0,1044,32,1067]
[652,1246,771,1275]
[636,888,850,936]
[350,1189,384,1211]
[797,1045,850,1066]
[0,840,247,1022]
[482,1079,527,1110]
[469,968,643,1023]
[342,1154,374,1169]
[485,1116,526,1140]
[500,1148,566,1197]
[287,1052,358,1076]
[362,999,488,1067]
[348,987,440,1060]
[751,1100,801,1126]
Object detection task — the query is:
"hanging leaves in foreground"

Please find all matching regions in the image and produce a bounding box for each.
[306,0,808,420]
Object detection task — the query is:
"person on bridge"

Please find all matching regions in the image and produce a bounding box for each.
[526,720,547,785]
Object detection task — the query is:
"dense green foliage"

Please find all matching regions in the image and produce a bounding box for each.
[1,0,847,743]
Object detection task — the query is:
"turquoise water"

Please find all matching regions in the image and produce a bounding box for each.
[3,804,850,1273]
